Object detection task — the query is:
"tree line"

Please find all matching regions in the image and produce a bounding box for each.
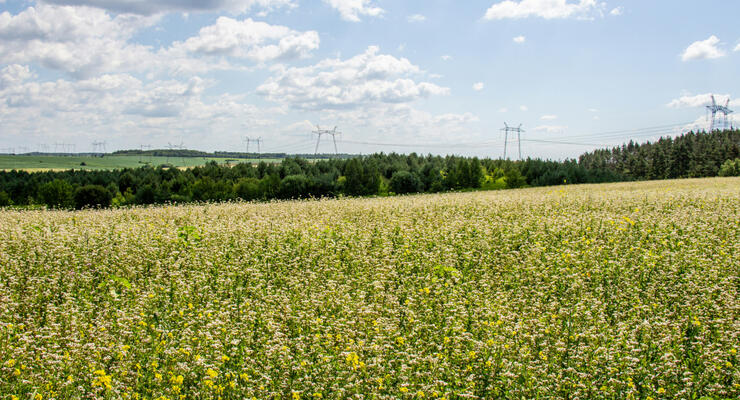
[0,129,737,209]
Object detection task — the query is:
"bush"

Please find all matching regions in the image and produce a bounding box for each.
[389,171,423,195]
[74,185,112,209]
[718,158,740,177]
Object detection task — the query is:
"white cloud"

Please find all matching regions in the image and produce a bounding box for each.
[681,35,726,61]
[323,0,384,22]
[40,0,295,16]
[441,55,452,61]
[0,6,317,78]
[587,108,598,112]
[498,107,508,113]
[484,0,603,20]
[0,70,277,147]
[533,125,567,133]
[407,14,426,23]
[172,17,319,62]
[513,35,526,43]
[0,5,157,78]
[540,114,557,120]
[472,82,484,91]
[667,93,737,108]
[0,64,34,90]
[735,43,740,52]
[257,46,449,110]
[519,105,528,111]
[609,7,622,16]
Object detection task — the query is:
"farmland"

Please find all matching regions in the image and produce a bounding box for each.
[1,178,738,399]
[0,155,277,172]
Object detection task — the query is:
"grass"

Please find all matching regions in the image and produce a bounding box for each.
[0,177,738,399]
[0,155,281,171]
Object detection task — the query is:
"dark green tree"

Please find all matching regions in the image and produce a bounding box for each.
[389,171,423,194]
[74,185,113,209]
[39,179,74,208]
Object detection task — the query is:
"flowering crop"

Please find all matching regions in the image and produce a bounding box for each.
[1,178,738,399]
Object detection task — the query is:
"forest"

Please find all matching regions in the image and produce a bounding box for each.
[0,129,738,209]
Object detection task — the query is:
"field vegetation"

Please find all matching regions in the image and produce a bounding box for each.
[0,155,273,172]
[1,178,738,399]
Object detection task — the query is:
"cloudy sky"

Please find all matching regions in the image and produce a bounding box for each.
[0,0,739,158]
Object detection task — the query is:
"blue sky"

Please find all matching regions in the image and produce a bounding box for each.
[0,0,738,159]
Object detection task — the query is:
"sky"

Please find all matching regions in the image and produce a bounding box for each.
[0,0,739,159]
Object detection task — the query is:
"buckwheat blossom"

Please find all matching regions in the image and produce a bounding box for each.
[0,178,738,398]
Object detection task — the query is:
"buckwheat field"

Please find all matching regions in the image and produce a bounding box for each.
[1,178,738,400]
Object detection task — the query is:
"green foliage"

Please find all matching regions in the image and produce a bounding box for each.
[504,168,527,189]
[38,179,74,209]
[235,177,261,200]
[0,129,737,209]
[0,190,10,206]
[73,185,113,209]
[389,171,423,194]
[718,158,740,177]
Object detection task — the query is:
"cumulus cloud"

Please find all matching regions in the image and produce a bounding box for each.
[519,105,528,111]
[323,0,384,22]
[667,93,737,108]
[735,43,740,52]
[484,0,603,20]
[0,70,275,147]
[407,14,426,23]
[171,17,319,62]
[0,5,156,78]
[441,55,452,61]
[40,0,295,16]
[0,5,318,78]
[0,64,34,90]
[609,7,622,16]
[540,114,557,120]
[681,35,726,61]
[513,35,526,43]
[257,46,449,110]
[472,82,484,91]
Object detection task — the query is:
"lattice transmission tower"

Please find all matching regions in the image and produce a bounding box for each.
[312,125,341,155]
[501,123,525,160]
[707,95,734,132]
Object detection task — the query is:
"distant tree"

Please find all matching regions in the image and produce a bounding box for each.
[504,167,526,189]
[259,174,281,199]
[0,190,11,207]
[343,158,365,196]
[74,185,112,209]
[279,174,309,199]
[235,178,261,200]
[718,158,740,177]
[389,171,423,194]
[39,179,74,209]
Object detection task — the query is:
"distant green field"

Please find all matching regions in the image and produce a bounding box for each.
[0,155,280,171]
